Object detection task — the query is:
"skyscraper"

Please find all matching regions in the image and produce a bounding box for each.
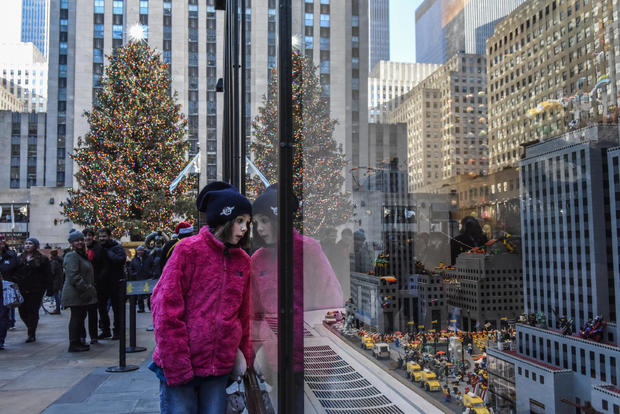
[0,42,48,113]
[486,125,620,413]
[487,0,618,172]
[21,0,49,58]
[47,0,223,188]
[415,0,527,64]
[368,0,389,72]
[252,0,369,191]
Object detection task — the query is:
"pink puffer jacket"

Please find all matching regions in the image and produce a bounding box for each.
[250,229,343,372]
[151,226,252,386]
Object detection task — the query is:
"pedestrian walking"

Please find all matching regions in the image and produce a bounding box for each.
[94,228,126,340]
[14,237,51,343]
[127,245,154,312]
[62,230,98,352]
[0,235,19,336]
[48,249,64,314]
[150,181,253,414]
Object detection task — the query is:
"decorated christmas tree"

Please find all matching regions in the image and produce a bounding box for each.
[248,51,352,236]
[62,39,196,239]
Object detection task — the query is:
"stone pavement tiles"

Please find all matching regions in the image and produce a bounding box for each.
[0,305,155,414]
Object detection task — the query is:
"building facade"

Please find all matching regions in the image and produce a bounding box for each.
[47,0,225,189]
[486,125,620,414]
[389,53,488,191]
[0,42,48,113]
[0,85,25,112]
[368,61,438,124]
[415,0,527,64]
[368,0,389,72]
[261,0,369,191]
[21,0,50,58]
[487,0,619,172]
[446,251,523,332]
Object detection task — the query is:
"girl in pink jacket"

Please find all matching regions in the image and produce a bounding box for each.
[150,182,252,414]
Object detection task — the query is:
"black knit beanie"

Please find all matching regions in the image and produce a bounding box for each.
[196,181,252,228]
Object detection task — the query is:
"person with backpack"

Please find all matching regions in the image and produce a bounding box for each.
[159,221,194,272]
[48,250,64,314]
[150,182,253,414]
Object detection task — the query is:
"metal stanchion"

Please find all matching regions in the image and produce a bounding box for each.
[106,279,139,372]
[126,295,146,353]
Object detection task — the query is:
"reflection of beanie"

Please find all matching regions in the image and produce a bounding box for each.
[252,184,298,220]
[174,221,194,235]
[196,181,252,228]
[26,237,40,248]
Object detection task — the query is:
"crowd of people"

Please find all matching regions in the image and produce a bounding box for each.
[0,181,344,414]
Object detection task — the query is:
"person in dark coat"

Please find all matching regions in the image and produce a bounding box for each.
[14,237,51,343]
[62,230,98,352]
[159,221,194,273]
[48,250,64,314]
[95,228,126,340]
[450,216,488,265]
[0,234,19,349]
[127,245,154,312]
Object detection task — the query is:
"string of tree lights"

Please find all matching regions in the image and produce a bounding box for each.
[61,40,196,239]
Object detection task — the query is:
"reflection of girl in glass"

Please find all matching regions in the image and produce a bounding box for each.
[150,182,253,414]
[250,184,343,410]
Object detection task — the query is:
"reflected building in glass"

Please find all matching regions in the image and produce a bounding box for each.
[486,125,620,413]
[389,52,488,191]
[415,0,527,64]
[487,0,619,172]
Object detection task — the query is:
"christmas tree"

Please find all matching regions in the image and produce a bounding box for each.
[61,39,196,239]
[248,51,352,237]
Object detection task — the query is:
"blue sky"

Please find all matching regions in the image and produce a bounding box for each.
[389,0,423,63]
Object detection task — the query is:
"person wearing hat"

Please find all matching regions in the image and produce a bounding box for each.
[127,245,154,312]
[14,237,52,343]
[150,181,253,413]
[62,230,98,352]
[250,184,343,412]
[158,221,194,273]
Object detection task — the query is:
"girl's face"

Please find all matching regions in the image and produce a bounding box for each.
[254,214,275,245]
[226,214,251,245]
[23,241,36,253]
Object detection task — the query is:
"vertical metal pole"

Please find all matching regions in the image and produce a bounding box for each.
[240,0,247,194]
[231,0,240,188]
[277,0,294,413]
[222,0,232,182]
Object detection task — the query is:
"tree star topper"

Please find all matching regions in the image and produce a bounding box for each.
[129,24,146,42]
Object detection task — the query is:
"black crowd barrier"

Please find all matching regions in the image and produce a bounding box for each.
[106,279,157,373]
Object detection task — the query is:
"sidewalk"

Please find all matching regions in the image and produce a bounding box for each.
[0,306,156,414]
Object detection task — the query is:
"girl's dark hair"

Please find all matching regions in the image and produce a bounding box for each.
[212,219,250,250]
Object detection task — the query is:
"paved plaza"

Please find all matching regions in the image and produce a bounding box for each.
[0,306,156,414]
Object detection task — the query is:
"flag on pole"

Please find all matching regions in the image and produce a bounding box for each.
[10,204,15,231]
[246,157,270,187]
[169,152,201,192]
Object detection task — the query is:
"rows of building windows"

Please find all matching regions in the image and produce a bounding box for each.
[187,0,199,157]
[487,0,616,171]
[206,0,218,180]
[56,0,69,186]
[518,330,618,385]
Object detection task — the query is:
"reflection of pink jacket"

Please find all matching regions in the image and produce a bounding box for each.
[250,229,343,371]
[151,227,252,386]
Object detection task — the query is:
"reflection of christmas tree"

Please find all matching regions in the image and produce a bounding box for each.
[62,40,195,239]
[248,51,351,236]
